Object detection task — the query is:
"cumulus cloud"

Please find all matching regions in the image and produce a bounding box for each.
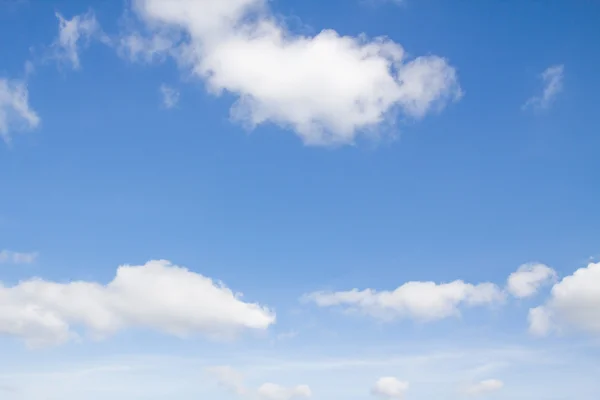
[528,261,600,337]
[371,377,409,399]
[523,64,564,111]
[0,260,275,348]
[0,250,38,264]
[0,78,40,142]
[53,11,104,69]
[160,84,180,108]
[464,379,504,396]
[506,263,557,298]
[121,0,461,146]
[303,280,503,322]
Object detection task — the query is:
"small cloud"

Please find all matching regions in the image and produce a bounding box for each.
[0,78,40,143]
[53,10,104,70]
[506,263,557,298]
[523,64,564,111]
[371,377,409,399]
[0,250,38,264]
[464,379,504,396]
[160,84,180,109]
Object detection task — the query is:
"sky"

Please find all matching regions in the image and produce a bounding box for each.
[1,0,600,399]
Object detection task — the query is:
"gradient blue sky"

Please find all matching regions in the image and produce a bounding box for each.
[1,0,600,399]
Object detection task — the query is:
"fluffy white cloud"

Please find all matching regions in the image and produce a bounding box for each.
[0,250,38,264]
[528,261,600,337]
[371,377,409,399]
[258,383,312,400]
[0,260,275,348]
[464,379,503,396]
[506,263,557,298]
[160,84,180,108]
[523,64,564,111]
[53,11,104,69]
[124,0,461,145]
[0,78,40,142]
[303,280,503,322]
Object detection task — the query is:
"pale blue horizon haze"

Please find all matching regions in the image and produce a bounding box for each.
[1,0,600,399]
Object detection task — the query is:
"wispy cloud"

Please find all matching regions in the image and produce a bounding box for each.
[159,84,180,109]
[52,11,105,70]
[523,64,565,111]
[0,78,40,143]
[0,250,38,264]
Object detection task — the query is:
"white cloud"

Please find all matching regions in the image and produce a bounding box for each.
[371,377,409,399]
[160,84,180,108]
[0,260,275,348]
[0,250,38,264]
[506,263,557,298]
[528,261,600,337]
[123,0,461,146]
[464,379,503,396]
[0,78,40,142]
[303,280,503,322]
[53,11,103,69]
[523,64,564,111]
[258,383,312,400]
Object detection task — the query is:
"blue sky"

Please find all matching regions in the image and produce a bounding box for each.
[1,0,600,399]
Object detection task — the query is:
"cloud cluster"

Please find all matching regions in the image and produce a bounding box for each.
[303,262,564,323]
[0,260,275,348]
[121,0,461,145]
[528,261,600,336]
[6,1,462,146]
[0,78,40,142]
[4,251,587,349]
